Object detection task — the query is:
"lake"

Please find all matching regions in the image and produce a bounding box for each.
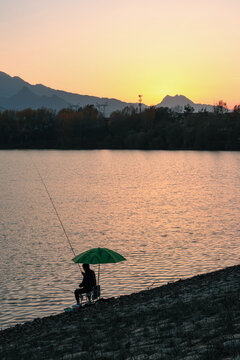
[0,150,239,329]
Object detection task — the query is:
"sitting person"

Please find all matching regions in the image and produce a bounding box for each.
[74,263,96,304]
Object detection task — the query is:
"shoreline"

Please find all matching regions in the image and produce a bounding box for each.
[1,265,240,359]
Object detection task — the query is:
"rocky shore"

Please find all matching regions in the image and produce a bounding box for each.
[0,265,240,360]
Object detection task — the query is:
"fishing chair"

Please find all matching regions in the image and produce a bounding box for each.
[79,285,101,305]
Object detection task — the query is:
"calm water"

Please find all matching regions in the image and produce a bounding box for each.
[0,150,239,329]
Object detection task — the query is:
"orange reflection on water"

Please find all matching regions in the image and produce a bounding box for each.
[0,150,239,328]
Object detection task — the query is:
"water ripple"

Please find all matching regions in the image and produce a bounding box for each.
[0,150,239,329]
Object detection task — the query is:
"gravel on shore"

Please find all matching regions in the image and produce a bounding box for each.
[0,265,240,360]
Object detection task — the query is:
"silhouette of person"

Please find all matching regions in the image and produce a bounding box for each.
[74,263,96,304]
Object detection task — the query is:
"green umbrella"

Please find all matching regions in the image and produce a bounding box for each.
[72,247,126,286]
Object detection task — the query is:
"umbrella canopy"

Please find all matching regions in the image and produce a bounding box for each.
[72,247,126,292]
[72,247,126,264]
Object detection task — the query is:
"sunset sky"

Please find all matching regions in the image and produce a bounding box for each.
[0,0,239,108]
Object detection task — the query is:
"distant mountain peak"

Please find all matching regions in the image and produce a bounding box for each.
[156,94,214,113]
[159,94,195,107]
[0,71,12,79]
[13,75,25,81]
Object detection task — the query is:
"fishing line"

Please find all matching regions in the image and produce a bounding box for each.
[30,156,82,273]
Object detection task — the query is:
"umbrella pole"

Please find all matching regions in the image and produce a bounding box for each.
[98,264,101,299]
[98,264,100,286]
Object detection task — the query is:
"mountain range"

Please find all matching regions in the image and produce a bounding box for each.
[0,71,140,116]
[0,71,214,114]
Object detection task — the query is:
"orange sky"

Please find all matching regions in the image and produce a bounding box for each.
[0,0,239,108]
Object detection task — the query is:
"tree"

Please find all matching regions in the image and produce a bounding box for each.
[184,104,194,115]
[214,100,228,114]
[233,105,240,113]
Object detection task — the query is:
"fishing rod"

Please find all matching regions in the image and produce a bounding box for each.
[30,156,82,273]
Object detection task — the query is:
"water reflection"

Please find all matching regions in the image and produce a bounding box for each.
[0,150,239,329]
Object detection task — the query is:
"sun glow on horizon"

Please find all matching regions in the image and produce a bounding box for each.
[0,0,239,108]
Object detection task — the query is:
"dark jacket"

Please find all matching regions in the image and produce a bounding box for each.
[80,269,96,292]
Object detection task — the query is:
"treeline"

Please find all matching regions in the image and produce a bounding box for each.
[0,104,240,150]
